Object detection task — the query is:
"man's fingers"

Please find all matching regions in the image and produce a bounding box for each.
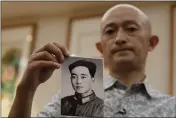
[33,43,64,63]
[28,60,60,70]
[53,42,70,56]
[29,51,58,63]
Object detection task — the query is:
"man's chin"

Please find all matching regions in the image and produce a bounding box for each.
[75,90,85,94]
[113,55,134,63]
[111,57,136,72]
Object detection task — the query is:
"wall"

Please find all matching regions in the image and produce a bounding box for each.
[31,17,68,116]
[140,5,170,94]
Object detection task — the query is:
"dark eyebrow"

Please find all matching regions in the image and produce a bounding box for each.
[71,73,88,76]
[103,20,140,31]
[71,73,77,76]
[122,20,140,27]
[102,22,117,32]
[81,74,88,76]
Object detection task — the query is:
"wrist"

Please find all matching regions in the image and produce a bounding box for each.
[17,83,37,96]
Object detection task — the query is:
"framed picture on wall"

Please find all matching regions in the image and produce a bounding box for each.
[1,23,37,117]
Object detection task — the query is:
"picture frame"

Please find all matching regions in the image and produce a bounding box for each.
[1,23,37,116]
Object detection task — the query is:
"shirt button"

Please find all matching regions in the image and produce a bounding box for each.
[119,90,125,94]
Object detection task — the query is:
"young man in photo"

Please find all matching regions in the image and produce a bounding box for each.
[61,60,103,117]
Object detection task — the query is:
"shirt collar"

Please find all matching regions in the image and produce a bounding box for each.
[74,90,96,104]
[142,78,156,98]
[103,74,117,89]
[104,74,156,98]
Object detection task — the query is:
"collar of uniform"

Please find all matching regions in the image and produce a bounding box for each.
[104,74,155,98]
[74,90,96,104]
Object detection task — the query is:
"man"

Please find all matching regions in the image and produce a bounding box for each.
[8,4,175,117]
[61,60,103,117]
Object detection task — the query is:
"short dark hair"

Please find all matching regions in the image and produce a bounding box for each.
[69,60,97,78]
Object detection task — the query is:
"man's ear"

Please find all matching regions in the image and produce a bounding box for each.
[91,78,95,82]
[148,35,159,51]
[96,41,109,68]
[96,41,103,54]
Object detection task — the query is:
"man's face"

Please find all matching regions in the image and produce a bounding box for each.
[70,66,93,94]
[100,7,151,70]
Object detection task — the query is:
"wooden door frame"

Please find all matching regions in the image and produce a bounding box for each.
[170,4,176,96]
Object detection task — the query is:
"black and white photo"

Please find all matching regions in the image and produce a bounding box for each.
[61,56,104,117]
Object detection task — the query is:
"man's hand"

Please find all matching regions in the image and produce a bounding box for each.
[18,42,70,92]
[8,43,69,117]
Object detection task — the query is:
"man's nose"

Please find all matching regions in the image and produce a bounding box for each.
[77,78,82,84]
[115,28,127,45]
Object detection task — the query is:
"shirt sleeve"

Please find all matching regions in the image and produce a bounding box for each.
[37,91,61,117]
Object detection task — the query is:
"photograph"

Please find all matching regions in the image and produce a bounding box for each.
[60,56,104,117]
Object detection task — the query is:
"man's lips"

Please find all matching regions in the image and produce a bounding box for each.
[112,47,134,54]
[76,86,84,89]
[117,48,133,52]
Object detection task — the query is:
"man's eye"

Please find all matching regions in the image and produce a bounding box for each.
[126,27,137,32]
[81,76,86,79]
[105,29,115,35]
[71,75,77,79]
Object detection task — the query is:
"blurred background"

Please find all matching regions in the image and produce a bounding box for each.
[1,1,176,117]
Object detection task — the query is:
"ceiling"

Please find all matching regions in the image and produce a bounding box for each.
[1,1,171,20]
[1,1,117,19]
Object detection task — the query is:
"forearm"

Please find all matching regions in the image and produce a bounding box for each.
[8,85,36,117]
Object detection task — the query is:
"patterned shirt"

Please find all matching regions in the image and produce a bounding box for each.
[37,75,176,117]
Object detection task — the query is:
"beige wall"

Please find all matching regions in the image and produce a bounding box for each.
[141,5,170,94]
[2,3,174,116]
[31,17,68,116]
